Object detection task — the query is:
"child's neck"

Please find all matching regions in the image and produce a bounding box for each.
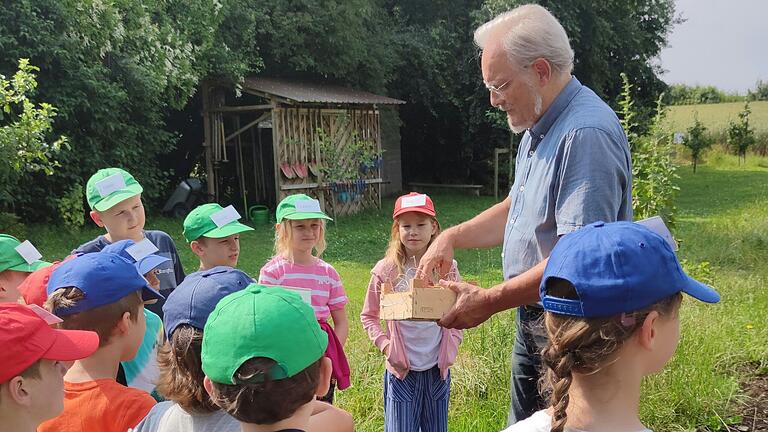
[104,232,144,243]
[63,343,123,383]
[290,249,315,266]
[562,364,645,431]
[239,401,312,432]
[403,247,427,268]
[0,405,36,432]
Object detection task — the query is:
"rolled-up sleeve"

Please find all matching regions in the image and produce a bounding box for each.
[554,127,631,236]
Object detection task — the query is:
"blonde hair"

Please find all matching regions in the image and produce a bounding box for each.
[540,278,682,432]
[384,214,440,275]
[274,219,327,262]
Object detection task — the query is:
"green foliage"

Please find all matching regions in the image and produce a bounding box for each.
[748,79,768,102]
[315,123,380,184]
[618,73,679,223]
[727,101,756,164]
[55,183,85,229]
[665,84,745,105]
[0,58,67,208]
[0,212,27,239]
[684,113,713,173]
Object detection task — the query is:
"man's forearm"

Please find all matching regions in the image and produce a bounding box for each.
[487,258,548,313]
[445,197,510,250]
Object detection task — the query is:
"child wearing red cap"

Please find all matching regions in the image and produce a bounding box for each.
[0,303,98,432]
[361,192,463,432]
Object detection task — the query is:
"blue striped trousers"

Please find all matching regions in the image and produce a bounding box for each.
[384,366,450,432]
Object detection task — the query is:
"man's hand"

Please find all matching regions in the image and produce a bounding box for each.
[417,231,455,282]
[437,280,496,329]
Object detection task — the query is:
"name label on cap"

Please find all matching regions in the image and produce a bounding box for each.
[401,194,427,208]
[210,205,241,228]
[636,216,678,251]
[27,304,63,325]
[15,240,42,265]
[127,238,159,262]
[294,199,321,213]
[95,173,127,198]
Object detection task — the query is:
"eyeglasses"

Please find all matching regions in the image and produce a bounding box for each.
[484,79,511,96]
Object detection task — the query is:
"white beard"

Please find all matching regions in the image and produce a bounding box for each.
[506,92,542,134]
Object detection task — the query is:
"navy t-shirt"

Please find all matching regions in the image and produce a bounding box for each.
[73,230,186,318]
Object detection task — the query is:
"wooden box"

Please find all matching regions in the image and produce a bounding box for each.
[379,279,457,321]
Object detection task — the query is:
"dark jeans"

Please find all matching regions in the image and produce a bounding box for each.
[506,305,547,426]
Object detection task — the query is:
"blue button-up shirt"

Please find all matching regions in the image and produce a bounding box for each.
[501,77,632,280]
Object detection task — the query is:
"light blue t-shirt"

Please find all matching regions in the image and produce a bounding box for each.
[502,77,633,280]
[121,309,164,395]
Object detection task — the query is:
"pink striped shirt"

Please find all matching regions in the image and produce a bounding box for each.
[258,256,348,320]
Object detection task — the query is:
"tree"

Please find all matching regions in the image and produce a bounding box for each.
[727,101,756,164]
[0,59,66,209]
[683,113,712,173]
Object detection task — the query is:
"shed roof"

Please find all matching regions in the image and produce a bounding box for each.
[242,77,405,105]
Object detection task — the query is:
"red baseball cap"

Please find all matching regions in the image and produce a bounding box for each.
[0,303,99,383]
[393,192,436,220]
[18,255,77,307]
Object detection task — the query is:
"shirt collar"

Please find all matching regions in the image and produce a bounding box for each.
[529,77,581,146]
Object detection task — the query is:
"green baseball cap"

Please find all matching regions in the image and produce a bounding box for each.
[0,235,51,273]
[182,203,254,242]
[201,284,328,385]
[86,168,144,211]
[276,194,332,223]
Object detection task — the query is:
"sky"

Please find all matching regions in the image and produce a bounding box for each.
[656,0,768,93]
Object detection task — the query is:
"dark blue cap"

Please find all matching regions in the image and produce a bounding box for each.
[101,239,170,276]
[47,252,164,316]
[541,221,720,318]
[162,266,254,340]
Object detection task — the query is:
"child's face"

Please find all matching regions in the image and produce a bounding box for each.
[91,194,146,241]
[193,235,241,269]
[0,270,28,303]
[397,213,437,256]
[24,359,69,423]
[144,269,160,290]
[289,219,322,253]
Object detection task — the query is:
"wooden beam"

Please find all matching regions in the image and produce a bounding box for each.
[224,112,270,143]
[205,104,273,113]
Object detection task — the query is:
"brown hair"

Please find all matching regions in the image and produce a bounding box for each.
[540,278,682,432]
[384,215,440,275]
[274,219,327,262]
[156,325,218,413]
[44,288,142,347]
[210,357,321,424]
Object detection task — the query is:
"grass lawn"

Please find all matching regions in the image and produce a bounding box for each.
[664,100,768,134]
[27,155,768,431]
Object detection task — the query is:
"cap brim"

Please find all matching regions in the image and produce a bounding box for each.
[393,208,436,220]
[137,255,171,275]
[92,186,143,211]
[42,329,99,361]
[141,282,165,303]
[203,222,255,239]
[8,260,52,273]
[681,276,720,303]
[282,212,333,222]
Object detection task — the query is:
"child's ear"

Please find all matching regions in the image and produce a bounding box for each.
[314,357,333,397]
[274,223,281,231]
[190,240,204,258]
[6,376,33,406]
[637,310,660,350]
[90,210,105,228]
[115,310,133,336]
[203,376,216,400]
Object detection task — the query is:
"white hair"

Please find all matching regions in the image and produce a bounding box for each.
[474,4,574,76]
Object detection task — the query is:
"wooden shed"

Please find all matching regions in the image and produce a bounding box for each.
[201,77,404,219]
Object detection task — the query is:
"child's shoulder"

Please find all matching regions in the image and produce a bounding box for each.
[73,235,108,254]
[144,230,177,247]
[371,258,398,278]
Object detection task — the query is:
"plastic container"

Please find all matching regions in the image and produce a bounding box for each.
[249,205,270,225]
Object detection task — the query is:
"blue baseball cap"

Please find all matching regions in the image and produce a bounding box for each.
[162,266,254,340]
[47,253,164,316]
[101,239,170,276]
[541,221,720,318]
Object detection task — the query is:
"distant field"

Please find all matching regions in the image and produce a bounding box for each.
[664,100,768,134]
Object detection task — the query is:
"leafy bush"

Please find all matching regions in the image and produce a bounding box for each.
[55,183,85,230]
[683,113,713,173]
[727,101,756,164]
[618,73,679,224]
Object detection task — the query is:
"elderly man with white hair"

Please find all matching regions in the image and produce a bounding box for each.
[417,4,633,426]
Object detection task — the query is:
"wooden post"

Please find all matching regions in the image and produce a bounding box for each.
[201,82,216,197]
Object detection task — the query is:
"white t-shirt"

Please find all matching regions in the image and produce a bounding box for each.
[501,410,653,432]
[398,320,442,371]
[130,401,239,432]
